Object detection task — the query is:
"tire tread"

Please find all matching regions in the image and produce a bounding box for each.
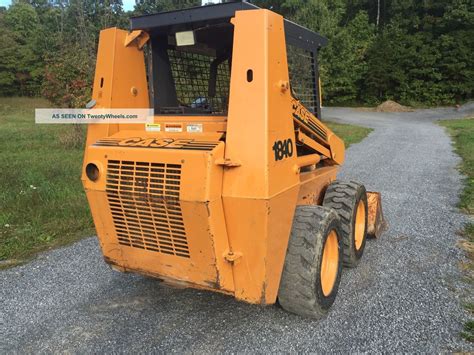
[323,180,367,267]
[278,206,342,318]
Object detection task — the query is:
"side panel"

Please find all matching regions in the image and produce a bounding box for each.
[222,9,300,304]
[297,166,339,206]
[85,27,150,150]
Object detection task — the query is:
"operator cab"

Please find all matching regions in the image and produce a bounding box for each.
[130,1,327,118]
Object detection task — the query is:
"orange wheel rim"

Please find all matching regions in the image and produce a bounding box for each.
[320,230,339,296]
[354,200,366,250]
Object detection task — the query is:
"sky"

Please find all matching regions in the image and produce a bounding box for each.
[0,0,136,11]
[123,0,135,11]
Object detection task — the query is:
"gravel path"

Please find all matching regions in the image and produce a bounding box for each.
[2,106,473,353]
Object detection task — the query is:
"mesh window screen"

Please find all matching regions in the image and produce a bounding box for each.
[168,49,230,114]
[287,44,318,113]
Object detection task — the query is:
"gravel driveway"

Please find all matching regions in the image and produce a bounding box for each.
[2,105,473,353]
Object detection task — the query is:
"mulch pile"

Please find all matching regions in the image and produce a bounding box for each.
[375,100,413,112]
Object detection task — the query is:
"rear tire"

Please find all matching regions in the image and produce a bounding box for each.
[278,206,343,319]
[323,180,368,268]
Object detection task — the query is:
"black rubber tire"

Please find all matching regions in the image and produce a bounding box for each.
[323,180,368,268]
[278,206,343,319]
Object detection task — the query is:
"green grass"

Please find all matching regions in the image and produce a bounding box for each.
[439,117,474,255]
[326,121,373,148]
[0,97,94,267]
[439,118,474,214]
[438,117,474,343]
[0,97,372,267]
[462,320,474,343]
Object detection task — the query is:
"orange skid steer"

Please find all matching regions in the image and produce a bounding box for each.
[82,2,386,318]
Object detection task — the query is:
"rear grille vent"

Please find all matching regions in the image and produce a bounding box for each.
[106,160,190,258]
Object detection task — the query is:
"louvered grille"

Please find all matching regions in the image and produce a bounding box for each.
[106,160,190,258]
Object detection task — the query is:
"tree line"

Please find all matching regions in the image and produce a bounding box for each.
[0,0,472,107]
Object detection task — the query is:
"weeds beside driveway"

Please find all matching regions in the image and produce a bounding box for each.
[0,97,93,267]
[439,117,474,342]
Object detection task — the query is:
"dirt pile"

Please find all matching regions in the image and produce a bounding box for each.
[376,100,413,112]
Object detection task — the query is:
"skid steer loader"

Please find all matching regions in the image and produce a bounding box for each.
[82,1,385,318]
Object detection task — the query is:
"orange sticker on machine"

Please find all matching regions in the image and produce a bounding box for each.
[165,123,183,132]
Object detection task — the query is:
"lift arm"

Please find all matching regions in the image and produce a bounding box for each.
[291,98,345,165]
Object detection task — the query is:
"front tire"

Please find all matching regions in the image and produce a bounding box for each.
[323,180,368,268]
[278,206,343,318]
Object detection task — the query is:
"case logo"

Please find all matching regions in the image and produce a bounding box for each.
[93,137,218,151]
